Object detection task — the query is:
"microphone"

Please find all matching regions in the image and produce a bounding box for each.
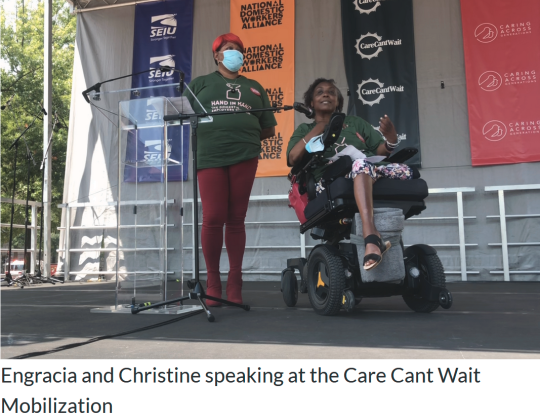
[160,66,185,94]
[179,70,185,95]
[82,83,102,103]
[293,102,315,119]
[1,94,15,110]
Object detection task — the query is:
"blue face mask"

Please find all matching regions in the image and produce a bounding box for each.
[221,50,244,72]
[305,134,325,153]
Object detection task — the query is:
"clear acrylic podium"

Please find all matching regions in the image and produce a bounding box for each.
[91,84,207,314]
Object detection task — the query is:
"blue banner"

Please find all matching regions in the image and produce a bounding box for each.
[124,0,194,182]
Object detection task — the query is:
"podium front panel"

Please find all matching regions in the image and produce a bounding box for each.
[116,95,184,309]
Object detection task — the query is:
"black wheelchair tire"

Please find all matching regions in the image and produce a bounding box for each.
[343,289,356,313]
[282,270,298,307]
[300,264,308,294]
[307,246,346,316]
[402,251,446,313]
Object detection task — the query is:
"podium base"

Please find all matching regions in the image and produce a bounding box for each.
[90,304,202,315]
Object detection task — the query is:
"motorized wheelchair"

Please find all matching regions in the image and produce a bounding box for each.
[281,113,453,315]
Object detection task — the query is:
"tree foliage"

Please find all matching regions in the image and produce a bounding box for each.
[1,0,76,263]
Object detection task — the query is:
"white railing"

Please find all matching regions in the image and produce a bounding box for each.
[183,195,302,275]
[183,187,478,280]
[55,199,175,280]
[485,184,540,281]
[0,197,42,276]
[405,187,478,280]
[52,184,539,282]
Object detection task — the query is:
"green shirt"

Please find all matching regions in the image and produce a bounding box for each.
[184,72,277,169]
[287,115,385,181]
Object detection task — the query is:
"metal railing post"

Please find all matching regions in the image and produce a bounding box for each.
[31,203,37,275]
[498,190,510,281]
[191,200,196,278]
[456,191,467,281]
[64,206,71,282]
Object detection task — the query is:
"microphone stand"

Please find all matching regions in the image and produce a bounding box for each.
[5,114,41,286]
[131,103,293,321]
[82,67,180,103]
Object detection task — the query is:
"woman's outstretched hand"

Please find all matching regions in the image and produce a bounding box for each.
[380,115,398,143]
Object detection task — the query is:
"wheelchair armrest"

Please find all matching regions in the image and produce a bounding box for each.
[321,155,353,182]
[289,152,313,180]
[386,147,418,164]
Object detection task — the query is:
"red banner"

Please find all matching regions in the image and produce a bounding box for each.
[461,0,540,166]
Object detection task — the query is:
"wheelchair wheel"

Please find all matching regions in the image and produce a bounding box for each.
[282,270,298,307]
[342,290,355,313]
[300,264,308,294]
[402,250,445,313]
[307,246,346,316]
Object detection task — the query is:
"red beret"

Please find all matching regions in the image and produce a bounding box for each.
[212,33,244,53]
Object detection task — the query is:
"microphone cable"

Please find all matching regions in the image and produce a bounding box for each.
[88,101,118,128]
[11,308,204,359]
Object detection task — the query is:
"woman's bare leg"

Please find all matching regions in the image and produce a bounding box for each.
[353,173,380,267]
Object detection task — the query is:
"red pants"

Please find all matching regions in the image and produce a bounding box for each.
[197,157,258,299]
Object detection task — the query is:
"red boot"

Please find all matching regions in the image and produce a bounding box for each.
[205,276,222,307]
[226,277,243,304]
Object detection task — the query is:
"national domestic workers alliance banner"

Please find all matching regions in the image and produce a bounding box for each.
[230,0,295,177]
[341,0,421,167]
[461,0,540,166]
[125,0,194,182]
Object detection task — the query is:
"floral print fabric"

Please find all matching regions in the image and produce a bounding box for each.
[351,160,412,181]
[315,159,412,195]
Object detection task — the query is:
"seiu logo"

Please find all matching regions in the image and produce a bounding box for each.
[144,140,171,163]
[150,14,177,38]
[145,111,161,121]
[149,55,175,78]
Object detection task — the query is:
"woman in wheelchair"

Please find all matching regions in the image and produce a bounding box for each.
[287,78,412,271]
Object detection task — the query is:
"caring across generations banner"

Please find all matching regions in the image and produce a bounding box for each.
[125,0,194,182]
[461,0,540,166]
[230,0,295,177]
[341,0,421,166]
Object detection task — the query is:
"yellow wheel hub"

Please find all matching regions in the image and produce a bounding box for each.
[316,272,325,288]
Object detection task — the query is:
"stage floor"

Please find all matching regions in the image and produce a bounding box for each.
[1,280,539,359]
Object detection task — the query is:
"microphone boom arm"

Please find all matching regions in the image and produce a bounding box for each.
[82,67,179,103]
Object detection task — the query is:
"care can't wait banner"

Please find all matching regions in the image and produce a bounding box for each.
[341,0,421,167]
[461,0,540,166]
[125,0,194,182]
[230,0,295,177]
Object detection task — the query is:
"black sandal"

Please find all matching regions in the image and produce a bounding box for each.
[363,234,391,271]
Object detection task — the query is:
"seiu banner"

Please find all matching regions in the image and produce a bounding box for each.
[461,0,540,166]
[124,0,194,182]
[341,0,421,167]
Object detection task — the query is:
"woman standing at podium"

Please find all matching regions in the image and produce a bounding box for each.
[184,33,277,306]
